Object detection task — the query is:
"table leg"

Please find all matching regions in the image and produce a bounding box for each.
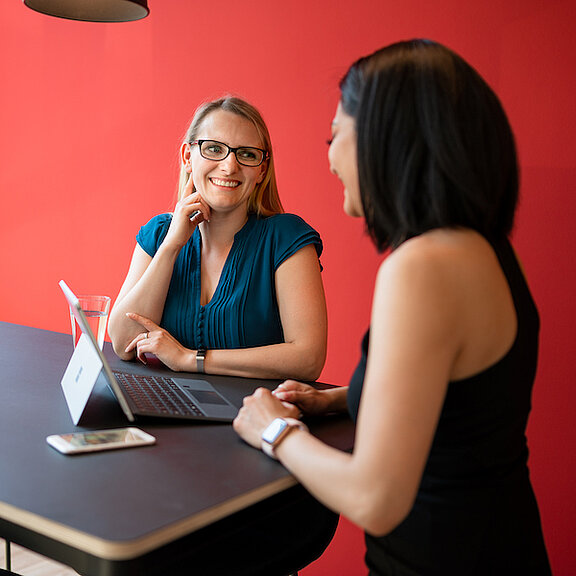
[4,540,10,571]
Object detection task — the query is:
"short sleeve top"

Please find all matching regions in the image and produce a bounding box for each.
[136,213,322,351]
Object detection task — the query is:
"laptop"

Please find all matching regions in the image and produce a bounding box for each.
[59,280,238,425]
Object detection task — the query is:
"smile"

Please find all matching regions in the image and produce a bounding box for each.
[210,178,240,188]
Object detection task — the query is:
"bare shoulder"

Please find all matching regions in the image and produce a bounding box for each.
[378,228,500,290]
[375,228,515,380]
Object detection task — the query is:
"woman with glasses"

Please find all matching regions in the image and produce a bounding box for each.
[234,40,551,575]
[108,96,327,381]
[108,96,337,576]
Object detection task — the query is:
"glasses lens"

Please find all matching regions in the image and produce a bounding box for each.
[235,147,265,167]
[200,141,228,160]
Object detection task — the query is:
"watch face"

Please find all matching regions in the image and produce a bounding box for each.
[262,418,288,444]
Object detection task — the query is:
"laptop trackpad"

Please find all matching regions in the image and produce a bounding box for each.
[175,379,237,418]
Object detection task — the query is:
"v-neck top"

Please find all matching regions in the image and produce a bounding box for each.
[136,213,322,351]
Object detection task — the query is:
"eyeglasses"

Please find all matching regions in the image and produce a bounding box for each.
[190,139,268,167]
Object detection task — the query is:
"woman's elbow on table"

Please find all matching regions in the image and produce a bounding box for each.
[110,337,136,361]
[108,322,136,361]
[293,340,326,381]
[300,354,325,381]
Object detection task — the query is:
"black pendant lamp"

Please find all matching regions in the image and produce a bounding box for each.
[23,0,149,22]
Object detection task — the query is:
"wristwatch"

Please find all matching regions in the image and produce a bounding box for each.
[196,348,206,373]
[261,417,309,460]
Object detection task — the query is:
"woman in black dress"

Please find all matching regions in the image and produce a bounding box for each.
[234,39,552,575]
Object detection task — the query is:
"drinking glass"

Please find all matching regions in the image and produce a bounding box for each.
[70,294,111,349]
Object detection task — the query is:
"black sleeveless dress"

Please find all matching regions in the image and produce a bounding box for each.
[347,237,552,576]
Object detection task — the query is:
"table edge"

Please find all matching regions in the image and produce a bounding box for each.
[0,474,297,560]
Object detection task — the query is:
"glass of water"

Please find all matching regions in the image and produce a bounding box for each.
[70,294,111,349]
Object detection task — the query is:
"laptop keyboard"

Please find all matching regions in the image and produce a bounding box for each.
[113,372,203,417]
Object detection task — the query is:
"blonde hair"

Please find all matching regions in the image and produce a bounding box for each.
[177,96,283,217]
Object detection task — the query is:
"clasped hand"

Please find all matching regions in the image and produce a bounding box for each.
[233,380,331,450]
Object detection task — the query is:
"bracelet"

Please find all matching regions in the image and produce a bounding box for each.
[196,348,206,373]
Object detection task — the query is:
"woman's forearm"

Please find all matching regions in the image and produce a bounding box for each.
[108,244,181,358]
[201,340,326,381]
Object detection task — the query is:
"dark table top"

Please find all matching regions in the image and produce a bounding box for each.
[0,321,354,570]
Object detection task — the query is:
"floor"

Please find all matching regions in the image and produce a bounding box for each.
[0,540,77,576]
[0,539,303,576]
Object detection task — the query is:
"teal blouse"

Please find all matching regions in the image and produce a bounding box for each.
[136,213,322,351]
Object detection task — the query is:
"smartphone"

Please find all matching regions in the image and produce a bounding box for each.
[46,427,156,455]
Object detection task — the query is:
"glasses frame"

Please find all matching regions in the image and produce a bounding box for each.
[190,139,269,167]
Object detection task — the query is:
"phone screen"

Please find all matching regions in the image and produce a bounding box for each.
[47,427,156,454]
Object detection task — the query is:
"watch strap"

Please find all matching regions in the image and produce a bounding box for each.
[196,348,206,373]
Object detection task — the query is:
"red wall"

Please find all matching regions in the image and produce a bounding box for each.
[1,1,575,574]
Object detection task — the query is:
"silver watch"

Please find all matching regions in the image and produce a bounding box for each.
[261,417,308,459]
[196,348,206,373]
